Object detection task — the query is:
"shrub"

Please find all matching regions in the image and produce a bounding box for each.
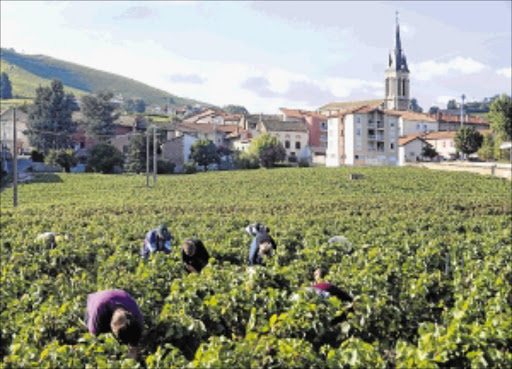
[45,150,78,173]
[298,158,310,167]
[157,159,175,174]
[233,151,260,170]
[31,150,45,162]
[183,162,197,174]
[86,143,125,174]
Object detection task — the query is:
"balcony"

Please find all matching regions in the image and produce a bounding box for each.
[376,134,385,141]
[377,121,385,129]
[368,121,376,128]
[368,134,376,140]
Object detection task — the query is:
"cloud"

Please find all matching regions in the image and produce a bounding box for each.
[115,6,155,20]
[411,57,487,81]
[169,74,206,84]
[496,67,512,78]
[241,76,279,98]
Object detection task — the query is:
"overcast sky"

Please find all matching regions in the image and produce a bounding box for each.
[1,1,511,113]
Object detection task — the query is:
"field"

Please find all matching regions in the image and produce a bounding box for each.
[1,167,511,368]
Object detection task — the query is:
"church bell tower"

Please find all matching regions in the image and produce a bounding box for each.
[385,12,410,111]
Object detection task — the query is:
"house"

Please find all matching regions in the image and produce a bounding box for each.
[318,99,385,116]
[424,131,457,160]
[280,108,328,148]
[161,133,198,173]
[182,108,228,125]
[256,117,309,162]
[0,107,30,155]
[398,133,429,165]
[386,110,439,136]
[176,123,240,148]
[431,112,490,132]
[326,106,400,167]
[226,129,253,152]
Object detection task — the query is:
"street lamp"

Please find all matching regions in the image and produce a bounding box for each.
[460,94,465,128]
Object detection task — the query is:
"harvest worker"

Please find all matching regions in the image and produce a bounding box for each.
[35,232,57,251]
[249,225,277,266]
[141,225,172,259]
[85,289,143,360]
[310,267,354,325]
[181,238,210,274]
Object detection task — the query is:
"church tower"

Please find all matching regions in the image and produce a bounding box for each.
[385,13,410,111]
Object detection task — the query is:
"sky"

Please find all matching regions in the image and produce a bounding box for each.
[1,1,511,114]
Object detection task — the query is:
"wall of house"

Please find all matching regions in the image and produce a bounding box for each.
[110,133,134,156]
[400,119,439,136]
[344,115,355,165]
[1,113,30,154]
[326,116,340,167]
[162,137,185,172]
[399,139,424,165]
[272,131,308,161]
[427,138,457,159]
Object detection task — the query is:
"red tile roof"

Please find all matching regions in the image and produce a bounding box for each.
[386,110,437,122]
[398,133,425,146]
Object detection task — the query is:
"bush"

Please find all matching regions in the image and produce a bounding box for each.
[298,158,310,167]
[31,150,45,162]
[183,162,197,174]
[234,151,260,170]
[86,143,125,174]
[157,159,175,174]
[45,150,78,173]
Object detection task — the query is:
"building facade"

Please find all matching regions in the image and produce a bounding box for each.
[326,107,399,167]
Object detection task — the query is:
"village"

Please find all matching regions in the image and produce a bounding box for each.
[0,18,509,178]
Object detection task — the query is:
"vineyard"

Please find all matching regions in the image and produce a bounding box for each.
[1,167,511,368]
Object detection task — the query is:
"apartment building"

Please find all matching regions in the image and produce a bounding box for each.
[326,106,400,166]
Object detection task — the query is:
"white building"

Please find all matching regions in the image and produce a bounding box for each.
[387,110,439,136]
[326,106,400,167]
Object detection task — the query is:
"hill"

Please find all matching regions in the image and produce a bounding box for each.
[0,48,207,106]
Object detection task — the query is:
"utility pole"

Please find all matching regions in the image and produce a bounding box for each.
[153,126,157,185]
[460,94,465,128]
[13,107,18,208]
[146,129,150,188]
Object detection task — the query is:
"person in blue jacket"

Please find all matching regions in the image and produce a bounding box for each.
[141,225,172,259]
[248,224,277,266]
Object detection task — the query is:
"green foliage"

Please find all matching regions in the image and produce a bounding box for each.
[45,150,78,173]
[223,105,249,115]
[157,160,175,175]
[31,149,45,163]
[488,94,512,141]
[429,106,439,114]
[447,99,458,110]
[190,140,220,171]
[410,98,423,113]
[86,143,124,174]
[127,134,152,174]
[233,150,260,170]
[454,127,484,156]
[250,133,286,168]
[1,72,13,99]
[478,133,496,162]
[183,162,197,174]
[80,91,120,141]
[0,168,511,367]
[421,144,438,159]
[26,79,78,153]
[298,158,310,167]
[124,99,146,114]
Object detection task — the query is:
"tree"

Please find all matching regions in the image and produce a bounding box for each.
[127,133,153,173]
[190,139,220,171]
[86,143,124,174]
[45,150,78,173]
[223,105,249,115]
[123,99,136,114]
[135,99,146,113]
[428,106,439,114]
[447,99,458,110]
[410,98,423,113]
[454,126,483,157]
[0,72,13,99]
[250,133,286,168]
[477,133,495,162]
[421,144,438,160]
[80,90,120,141]
[488,93,511,142]
[26,79,78,153]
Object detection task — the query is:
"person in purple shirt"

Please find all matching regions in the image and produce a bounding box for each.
[141,225,172,259]
[85,290,143,359]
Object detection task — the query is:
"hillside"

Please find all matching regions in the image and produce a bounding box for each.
[0,48,207,106]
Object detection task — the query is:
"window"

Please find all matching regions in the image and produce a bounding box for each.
[423,124,427,131]
[356,116,361,124]
[416,124,420,130]
[443,141,446,148]
[295,141,301,150]
[321,122,327,129]
[356,129,362,136]
[410,152,415,156]
[340,130,344,136]
[390,143,395,150]
[390,121,395,127]
[355,155,359,160]
[450,141,454,147]
[285,140,290,149]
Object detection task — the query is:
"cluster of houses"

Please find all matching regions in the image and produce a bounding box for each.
[0,18,495,173]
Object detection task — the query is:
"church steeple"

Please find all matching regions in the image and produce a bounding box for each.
[385,11,410,111]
